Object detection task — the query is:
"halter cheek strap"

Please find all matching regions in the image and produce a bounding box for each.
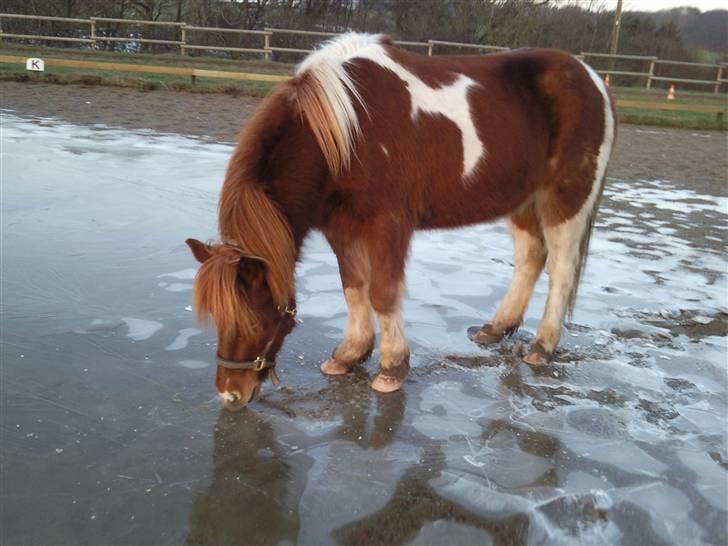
[215,305,297,386]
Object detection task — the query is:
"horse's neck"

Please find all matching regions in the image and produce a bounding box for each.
[266,147,328,258]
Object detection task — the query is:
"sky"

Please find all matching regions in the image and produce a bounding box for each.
[623,0,727,11]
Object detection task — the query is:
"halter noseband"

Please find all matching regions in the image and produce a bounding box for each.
[215,304,297,386]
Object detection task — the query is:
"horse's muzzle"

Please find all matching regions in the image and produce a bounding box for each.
[221,385,260,411]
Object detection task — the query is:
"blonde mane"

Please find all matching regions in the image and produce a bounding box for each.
[294,33,384,176]
[193,86,297,340]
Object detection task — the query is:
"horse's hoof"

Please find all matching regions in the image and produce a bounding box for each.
[320,358,351,376]
[371,373,404,393]
[472,323,503,345]
[523,342,552,366]
[371,360,409,393]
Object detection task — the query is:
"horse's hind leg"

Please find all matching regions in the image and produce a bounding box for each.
[320,235,375,375]
[474,206,546,344]
[524,181,601,365]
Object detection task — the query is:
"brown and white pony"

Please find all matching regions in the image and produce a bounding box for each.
[186,33,616,409]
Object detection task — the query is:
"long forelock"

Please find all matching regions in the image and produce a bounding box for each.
[294,33,385,176]
[192,248,260,343]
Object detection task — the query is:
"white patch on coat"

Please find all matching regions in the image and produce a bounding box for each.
[578,60,615,217]
[377,308,408,368]
[220,391,238,403]
[296,33,485,181]
[536,61,615,352]
[374,280,409,369]
[334,285,374,362]
[380,143,389,157]
[491,220,546,331]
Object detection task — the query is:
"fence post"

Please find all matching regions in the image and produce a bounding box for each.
[646,58,655,89]
[715,66,723,95]
[427,40,433,56]
[180,24,186,56]
[90,19,96,49]
[264,32,271,61]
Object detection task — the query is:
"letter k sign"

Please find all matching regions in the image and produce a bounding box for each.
[25,58,45,72]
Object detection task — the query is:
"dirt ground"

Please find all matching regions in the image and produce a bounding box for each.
[2,81,727,197]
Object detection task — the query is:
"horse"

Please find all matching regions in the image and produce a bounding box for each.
[186,33,616,410]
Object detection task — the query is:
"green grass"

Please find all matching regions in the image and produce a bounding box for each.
[0,57,278,95]
[2,44,726,130]
[610,85,728,130]
[617,108,727,131]
[611,85,727,107]
[0,41,294,75]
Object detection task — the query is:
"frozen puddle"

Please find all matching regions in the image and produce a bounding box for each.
[122,318,163,341]
[165,328,202,351]
[178,360,209,369]
[158,282,193,292]
[158,268,198,280]
[2,113,726,546]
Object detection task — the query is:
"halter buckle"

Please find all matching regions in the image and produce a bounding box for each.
[278,304,297,318]
[253,356,267,371]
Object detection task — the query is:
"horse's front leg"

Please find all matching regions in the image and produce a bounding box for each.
[367,222,412,393]
[320,236,375,375]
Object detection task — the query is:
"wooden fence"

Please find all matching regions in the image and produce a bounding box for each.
[0,13,508,59]
[581,51,727,94]
[1,12,726,94]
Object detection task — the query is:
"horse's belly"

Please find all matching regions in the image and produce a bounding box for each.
[416,171,538,230]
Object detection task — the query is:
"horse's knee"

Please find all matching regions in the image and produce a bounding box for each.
[369,278,404,315]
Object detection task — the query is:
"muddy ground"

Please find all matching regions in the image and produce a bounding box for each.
[1,81,727,546]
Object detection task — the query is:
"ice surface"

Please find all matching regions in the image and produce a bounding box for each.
[296,441,422,545]
[2,114,726,546]
[162,283,193,292]
[157,269,198,280]
[165,328,202,351]
[122,318,163,341]
[177,360,209,369]
[409,521,494,546]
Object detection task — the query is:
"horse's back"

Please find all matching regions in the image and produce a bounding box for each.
[341,46,611,228]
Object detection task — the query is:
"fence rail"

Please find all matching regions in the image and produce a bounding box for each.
[89,16,185,27]
[0,11,512,62]
[0,13,726,93]
[581,51,726,94]
[0,33,93,44]
[427,39,509,53]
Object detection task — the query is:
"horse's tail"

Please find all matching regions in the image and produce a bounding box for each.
[567,87,617,317]
[567,169,607,316]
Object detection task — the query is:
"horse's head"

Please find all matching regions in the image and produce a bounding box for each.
[186,239,297,411]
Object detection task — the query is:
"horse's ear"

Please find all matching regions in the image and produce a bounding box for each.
[237,257,267,289]
[186,238,212,263]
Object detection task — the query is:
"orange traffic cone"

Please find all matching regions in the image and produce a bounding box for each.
[667,84,675,101]
[604,74,610,87]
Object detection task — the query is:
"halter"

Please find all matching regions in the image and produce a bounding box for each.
[215,304,297,386]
